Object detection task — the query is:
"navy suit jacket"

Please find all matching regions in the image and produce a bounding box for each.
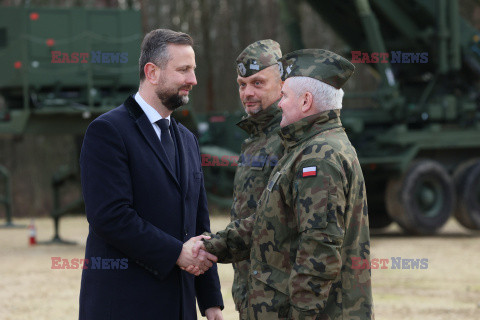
[79,96,223,320]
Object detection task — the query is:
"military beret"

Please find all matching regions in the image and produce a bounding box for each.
[278,49,355,89]
[236,39,282,77]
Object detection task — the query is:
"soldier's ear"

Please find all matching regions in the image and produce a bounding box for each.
[301,91,313,113]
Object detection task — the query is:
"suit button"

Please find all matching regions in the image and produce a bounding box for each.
[184,229,188,236]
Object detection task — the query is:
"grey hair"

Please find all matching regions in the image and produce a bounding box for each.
[139,29,194,81]
[288,76,344,111]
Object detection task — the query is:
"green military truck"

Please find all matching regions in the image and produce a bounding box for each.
[0,7,141,134]
[0,7,142,240]
[283,0,480,234]
[0,6,244,240]
[3,1,480,237]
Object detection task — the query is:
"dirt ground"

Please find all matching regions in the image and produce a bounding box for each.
[0,214,479,320]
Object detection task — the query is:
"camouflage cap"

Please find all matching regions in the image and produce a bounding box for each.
[278,49,355,89]
[236,39,282,77]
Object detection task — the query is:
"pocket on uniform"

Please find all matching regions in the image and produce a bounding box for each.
[250,259,291,318]
[250,259,289,295]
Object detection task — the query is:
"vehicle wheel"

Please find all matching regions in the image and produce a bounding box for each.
[386,160,455,235]
[453,160,480,230]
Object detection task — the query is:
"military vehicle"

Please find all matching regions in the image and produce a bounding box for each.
[279,0,480,234]
[0,7,142,241]
[0,6,244,240]
[4,1,480,238]
[196,111,248,208]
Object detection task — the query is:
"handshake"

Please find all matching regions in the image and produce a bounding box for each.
[176,235,216,276]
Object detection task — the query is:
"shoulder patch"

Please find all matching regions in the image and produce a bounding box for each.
[302,166,317,177]
[267,171,282,192]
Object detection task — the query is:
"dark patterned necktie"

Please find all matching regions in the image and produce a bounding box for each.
[156,119,176,172]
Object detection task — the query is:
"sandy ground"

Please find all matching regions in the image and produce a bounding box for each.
[0,215,479,320]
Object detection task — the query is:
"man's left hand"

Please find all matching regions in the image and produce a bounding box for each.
[205,307,223,320]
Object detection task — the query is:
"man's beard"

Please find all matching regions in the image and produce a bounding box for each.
[243,100,263,116]
[156,86,191,111]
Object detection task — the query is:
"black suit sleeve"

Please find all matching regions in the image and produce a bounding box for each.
[191,135,224,315]
[80,118,183,279]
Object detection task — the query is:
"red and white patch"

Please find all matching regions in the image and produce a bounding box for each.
[302,166,316,177]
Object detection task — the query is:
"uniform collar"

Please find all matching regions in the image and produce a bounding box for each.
[236,100,282,136]
[279,109,343,150]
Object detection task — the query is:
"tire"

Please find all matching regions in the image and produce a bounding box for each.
[386,160,455,235]
[453,160,480,230]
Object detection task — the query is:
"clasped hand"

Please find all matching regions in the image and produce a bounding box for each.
[176,235,216,276]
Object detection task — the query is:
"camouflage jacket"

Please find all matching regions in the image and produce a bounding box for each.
[205,110,373,320]
[230,101,284,316]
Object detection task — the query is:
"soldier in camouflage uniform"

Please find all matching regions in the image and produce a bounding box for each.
[194,49,373,319]
[231,39,285,319]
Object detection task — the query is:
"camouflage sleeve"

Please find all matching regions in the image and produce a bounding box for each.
[288,160,346,319]
[203,214,256,263]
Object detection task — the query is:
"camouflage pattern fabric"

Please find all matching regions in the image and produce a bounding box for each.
[231,101,284,319]
[278,49,355,89]
[204,109,373,319]
[236,39,282,77]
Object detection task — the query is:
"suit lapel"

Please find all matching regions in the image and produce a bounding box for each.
[171,118,188,199]
[124,96,180,190]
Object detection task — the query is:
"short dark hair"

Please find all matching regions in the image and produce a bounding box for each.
[139,29,194,81]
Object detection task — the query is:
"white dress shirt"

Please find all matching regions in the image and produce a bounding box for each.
[134,92,171,142]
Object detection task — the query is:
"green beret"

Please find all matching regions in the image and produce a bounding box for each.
[236,39,282,77]
[278,49,355,89]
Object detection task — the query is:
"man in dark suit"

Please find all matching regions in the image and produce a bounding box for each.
[79,29,224,320]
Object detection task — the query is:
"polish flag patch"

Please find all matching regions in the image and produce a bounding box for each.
[302,166,317,177]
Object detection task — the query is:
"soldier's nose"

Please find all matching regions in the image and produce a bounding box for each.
[244,85,254,97]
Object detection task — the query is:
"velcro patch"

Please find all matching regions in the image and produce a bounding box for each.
[302,166,316,177]
[267,171,282,192]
